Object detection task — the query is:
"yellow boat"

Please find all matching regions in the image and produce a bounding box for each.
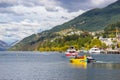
[70,55,88,64]
[70,61,87,69]
[69,55,87,69]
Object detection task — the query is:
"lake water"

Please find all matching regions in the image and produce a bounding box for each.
[0,51,120,80]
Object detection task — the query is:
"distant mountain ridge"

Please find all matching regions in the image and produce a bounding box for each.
[9,0,120,51]
[0,40,9,51]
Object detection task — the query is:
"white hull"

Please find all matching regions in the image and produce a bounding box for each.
[89,51,101,54]
[89,47,101,54]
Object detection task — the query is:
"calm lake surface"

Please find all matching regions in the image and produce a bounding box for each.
[0,51,120,80]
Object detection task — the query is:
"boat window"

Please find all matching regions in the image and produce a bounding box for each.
[95,49,99,51]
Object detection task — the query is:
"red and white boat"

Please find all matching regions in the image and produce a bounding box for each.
[65,47,78,57]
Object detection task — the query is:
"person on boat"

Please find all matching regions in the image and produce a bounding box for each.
[87,55,95,63]
[74,54,80,59]
[87,55,93,59]
[75,55,84,59]
[69,46,76,53]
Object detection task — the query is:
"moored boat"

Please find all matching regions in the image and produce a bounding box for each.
[65,46,78,57]
[89,47,101,54]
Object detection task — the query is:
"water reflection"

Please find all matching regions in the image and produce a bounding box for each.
[87,63,120,80]
[92,63,120,69]
[70,62,87,69]
[70,62,120,70]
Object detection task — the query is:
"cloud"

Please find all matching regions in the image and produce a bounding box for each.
[0,0,117,12]
[90,0,117,8]
[0,20,42,43]
[57,0,117,11]
[0,0,17,7]
[1,5,84,29]
[0,6,84,44]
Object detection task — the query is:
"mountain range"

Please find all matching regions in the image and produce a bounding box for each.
[9,0,120,51]
[0,40,9,51]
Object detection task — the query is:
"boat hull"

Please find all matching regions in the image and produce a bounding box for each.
[70,58,87,63]
[89,47,101,54]
[70,55,87,63]
[65,52,78,57]
[70,61,87,69]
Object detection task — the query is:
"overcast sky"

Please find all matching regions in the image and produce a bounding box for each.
[0,0,117,44]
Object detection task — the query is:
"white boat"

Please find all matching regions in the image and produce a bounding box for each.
[89,47,101,54]
[65,47,78,57]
